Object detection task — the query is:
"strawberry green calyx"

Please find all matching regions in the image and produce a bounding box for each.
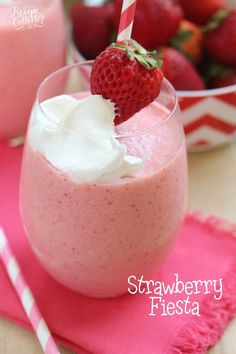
[111,39,163,70]
[171,29,194,47]
[208,62,234,78]
[170,29,194,61]
[202,9,231,33]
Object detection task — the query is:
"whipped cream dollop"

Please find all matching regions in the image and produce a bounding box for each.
[29,94,143,183]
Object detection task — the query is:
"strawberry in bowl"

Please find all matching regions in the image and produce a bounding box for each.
[177,1,236,152]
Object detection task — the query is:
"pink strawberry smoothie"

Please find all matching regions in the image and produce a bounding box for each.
[20,98,187,298]
[0,0,66,139]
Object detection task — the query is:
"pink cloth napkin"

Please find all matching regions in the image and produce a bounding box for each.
[1,140,236,354]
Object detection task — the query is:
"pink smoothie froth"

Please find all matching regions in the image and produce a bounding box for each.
[0,0,65,139]
[20,99,187,298]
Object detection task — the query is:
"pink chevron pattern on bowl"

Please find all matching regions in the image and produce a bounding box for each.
[178,87,236,152]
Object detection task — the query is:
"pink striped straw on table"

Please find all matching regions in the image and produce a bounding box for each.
[117,0,137,41]
[0,227,60,354]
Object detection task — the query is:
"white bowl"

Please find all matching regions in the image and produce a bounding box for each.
[177,0,236,152]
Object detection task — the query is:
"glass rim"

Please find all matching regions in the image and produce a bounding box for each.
[36,61,179,139]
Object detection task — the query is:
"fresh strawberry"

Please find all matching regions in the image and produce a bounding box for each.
[177,0,225,24]
[211,73,236,88]
[113,0,183,49]
[71,2,114,60]
[90,40,163,125]
[203,9,236,67]
[170,20,203,64]
[160,48,205,90]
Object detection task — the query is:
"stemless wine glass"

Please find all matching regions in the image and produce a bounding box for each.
[20,62,188,298]
[0,0,66,140]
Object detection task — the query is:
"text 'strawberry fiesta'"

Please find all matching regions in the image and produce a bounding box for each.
[128,274,223,316]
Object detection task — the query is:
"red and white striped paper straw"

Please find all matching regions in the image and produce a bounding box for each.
[117,0,137,41]
[0,227,60,354]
